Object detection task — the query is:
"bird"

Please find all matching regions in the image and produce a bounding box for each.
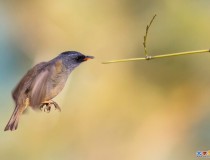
[4,51,94,131]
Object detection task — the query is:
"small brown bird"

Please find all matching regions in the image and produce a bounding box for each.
[4,51,94,131]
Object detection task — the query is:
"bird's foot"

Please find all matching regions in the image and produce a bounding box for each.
[40,100,61,113]
[40,103,51,113]
[52,101,61,112]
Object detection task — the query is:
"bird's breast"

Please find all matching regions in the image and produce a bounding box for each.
[45,71,69,100]
[35,59,72,101]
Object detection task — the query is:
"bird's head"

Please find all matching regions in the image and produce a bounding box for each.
[58,51,94,70]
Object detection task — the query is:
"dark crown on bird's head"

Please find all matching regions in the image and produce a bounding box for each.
[60,51,82,56]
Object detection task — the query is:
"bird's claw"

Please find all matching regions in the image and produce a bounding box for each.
[40,103,51,113]
[52,101,61,112]
[40,101,61,113]
[44,105,51,113]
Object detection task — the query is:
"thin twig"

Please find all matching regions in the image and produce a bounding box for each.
[102,15,209,64]
[102,49,210,64]
[143,14,157,56]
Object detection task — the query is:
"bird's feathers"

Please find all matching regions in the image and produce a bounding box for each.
[30,69,49,106]
[12,62,48,107]
[12,62,47,103]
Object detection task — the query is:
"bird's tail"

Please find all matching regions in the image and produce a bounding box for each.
[4,106,21,131]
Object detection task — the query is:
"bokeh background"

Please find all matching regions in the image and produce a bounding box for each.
[0,0,210,159]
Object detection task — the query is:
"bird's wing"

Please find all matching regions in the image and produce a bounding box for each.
[29,65,52,107]
[30,60,64,108]
[12,62,47,103]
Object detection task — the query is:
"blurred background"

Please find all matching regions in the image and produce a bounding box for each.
[0,0,210,159]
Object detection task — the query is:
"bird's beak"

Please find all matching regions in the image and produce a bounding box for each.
[83,55,94,61]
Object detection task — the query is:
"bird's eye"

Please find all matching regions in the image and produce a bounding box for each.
[75,55,85,62]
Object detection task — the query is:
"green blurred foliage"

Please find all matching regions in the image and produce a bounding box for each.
[1,0,210,160]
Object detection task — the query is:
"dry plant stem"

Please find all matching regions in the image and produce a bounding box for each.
[102,49,210,64]
[102,15,209,64]
[143,14,157,56]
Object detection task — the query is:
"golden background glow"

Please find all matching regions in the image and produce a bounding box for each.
[1,0,210,159]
